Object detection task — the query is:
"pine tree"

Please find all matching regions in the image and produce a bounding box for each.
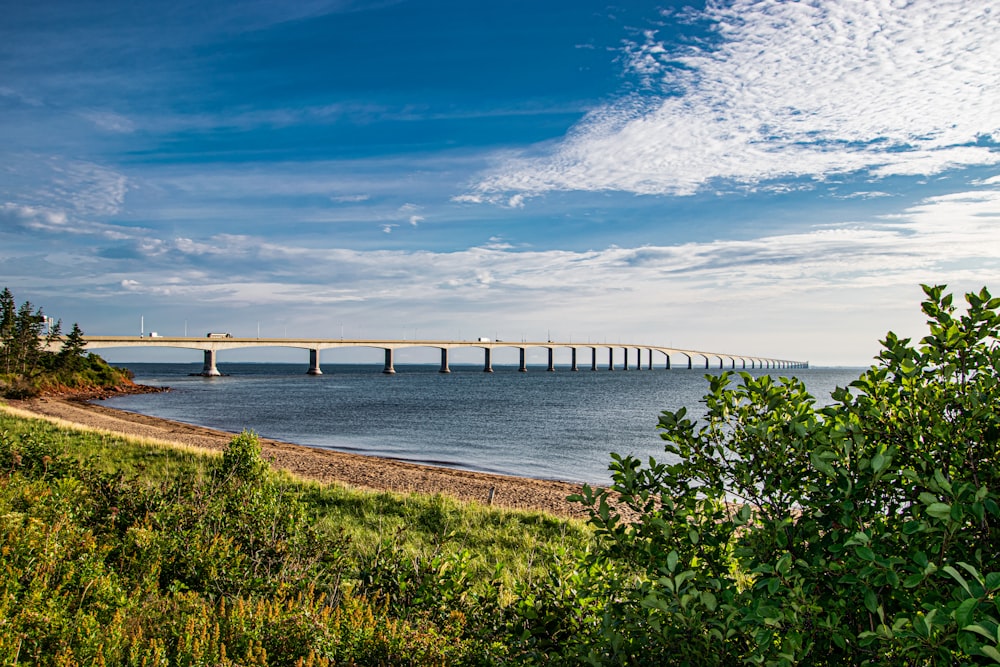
[0,287,15,375]
[58,322,87,372]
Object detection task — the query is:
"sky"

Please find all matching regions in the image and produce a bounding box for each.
[1,0,998,367]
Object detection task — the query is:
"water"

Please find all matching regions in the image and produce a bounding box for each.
[102,363,864,484]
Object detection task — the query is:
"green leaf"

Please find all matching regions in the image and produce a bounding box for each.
[914,613,930,638]
[943,565,973,596]
[963,623,999,642]
[855,546,876,561]
[864,589,878,614]
[810,450,837,477]
[926,503,952,520]
[919,492,940,506]
[956,598,978,628]
[980,645,1000,664]
[666,550,679,573]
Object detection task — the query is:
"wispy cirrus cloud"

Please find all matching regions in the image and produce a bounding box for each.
[470,0,1000,200]
[79,110,135,133]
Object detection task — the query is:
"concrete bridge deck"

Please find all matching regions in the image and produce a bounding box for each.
[67,335,808,376]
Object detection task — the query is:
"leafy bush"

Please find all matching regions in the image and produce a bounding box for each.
[0,428,500,665]
[555,285,1000,666]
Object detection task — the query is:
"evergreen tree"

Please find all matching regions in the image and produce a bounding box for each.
[0,287,15,375]
[12,299,46,376]
[58,322,87,372]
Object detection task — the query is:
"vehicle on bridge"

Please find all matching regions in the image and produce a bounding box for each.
[206,332,233,339]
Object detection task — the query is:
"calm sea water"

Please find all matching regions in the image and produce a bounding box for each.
[103,363,864,484]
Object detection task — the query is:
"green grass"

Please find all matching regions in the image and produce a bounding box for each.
[0,403,603,665]
[0,403,591,597]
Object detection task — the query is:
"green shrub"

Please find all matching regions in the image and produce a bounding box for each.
[0,427,508,665]
[555,285,1000,666]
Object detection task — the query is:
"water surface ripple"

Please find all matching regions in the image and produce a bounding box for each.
[104,363,864,484]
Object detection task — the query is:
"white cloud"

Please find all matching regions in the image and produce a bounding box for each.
[6,157,130,219]
[330,193,371,203]
[113,181,1000,362]
[409,215,424,226]
[105,182,1000,306]
[80,110,135,133]
[0,86,42,107]
[0,202,69,230]
[471,0,1000,198]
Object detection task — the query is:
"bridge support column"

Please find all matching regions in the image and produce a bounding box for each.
[382,349,396,374]
[647,349,653,370]
[570,348,578,371]
[665,354,671,370]
[519,348,527,372]
[608,348,614,371]
[687,355,692,369]
[440,348,451,373]
[482,347,493,373]
[623,348,629,370]
[547,348,555,372]
[201,349,221,376]
[591,347,598,371]
[307,349,323,375]
[636,348,642,370]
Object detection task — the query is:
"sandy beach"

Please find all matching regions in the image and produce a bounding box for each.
[3,395,594,519]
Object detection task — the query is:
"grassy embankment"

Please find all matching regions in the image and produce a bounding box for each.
[0,404,592,666]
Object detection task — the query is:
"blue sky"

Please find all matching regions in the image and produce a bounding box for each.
[2,0,998,366]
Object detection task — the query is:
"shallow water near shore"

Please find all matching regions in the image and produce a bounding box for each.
[103,363,864,484]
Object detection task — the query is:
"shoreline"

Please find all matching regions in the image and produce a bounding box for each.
[3,395,594,519]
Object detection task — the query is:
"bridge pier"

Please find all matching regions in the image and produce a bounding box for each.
[307,349,323,375]
[383,348,395,374]
[570,348,578,371]
[547,348,555,372]
[482,347,492,373]
[201,349,221,376]
[440,348,451,373]
[591,347,598,371]
[665,353,671,370]
[647,349,653,370]
[623,348,629,371]
[519,348,527,372]
[608,348,614,371]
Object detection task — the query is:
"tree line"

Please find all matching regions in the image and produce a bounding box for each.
[1,287,126,398]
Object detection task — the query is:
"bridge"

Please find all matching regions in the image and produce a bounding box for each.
[67,336,809,376]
